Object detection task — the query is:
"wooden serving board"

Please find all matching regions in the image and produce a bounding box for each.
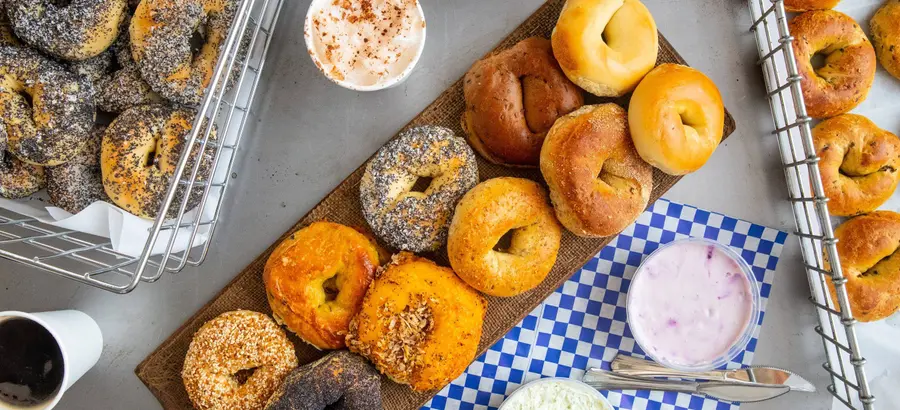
[136,1,736,408]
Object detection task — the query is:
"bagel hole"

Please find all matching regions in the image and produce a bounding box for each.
[48,0,71,7]
[322,275,339,302]
[189,29,206,55]
[233,368,257,385]
[144,147,157,168]
[811,52,828,72]
[493,230,516,253]
[678,111,697,128]
[409,176,433,193]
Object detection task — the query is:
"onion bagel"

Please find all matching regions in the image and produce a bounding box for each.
[813,114,900,217]
[871,0,900,81]
[540,103,653,237]
[789,10,876,119]
[6,0,127,61]
[828,211,900,322]
[263,222,382,350]
[130,0,237,105]
[0,46,95,166]
[346,252,486,392]
[551,0,659,97]
[182,310,298,410]
[448,177,562,297]
[784,0,840,12]
[101,104,215,219]
[628,63,725,175]
[462,37,583,166]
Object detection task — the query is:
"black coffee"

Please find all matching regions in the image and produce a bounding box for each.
[0,318,65,406]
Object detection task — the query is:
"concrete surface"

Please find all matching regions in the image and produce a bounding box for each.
[0,0,837,409]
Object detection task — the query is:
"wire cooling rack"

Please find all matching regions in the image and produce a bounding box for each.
[0,0,284,293]
[748,1,874,408]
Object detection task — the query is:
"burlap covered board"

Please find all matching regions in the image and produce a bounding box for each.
[136,1,736,408]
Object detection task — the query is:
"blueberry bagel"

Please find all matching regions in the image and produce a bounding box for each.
[360,126,478,252]
[101,104,215,219]
[0,46,95,166]
[6,0,127,61]
[47,127,109,214]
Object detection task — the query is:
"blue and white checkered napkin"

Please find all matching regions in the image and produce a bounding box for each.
[422,198,789,410]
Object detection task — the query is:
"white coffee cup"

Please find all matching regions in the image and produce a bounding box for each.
[0,310,102,410]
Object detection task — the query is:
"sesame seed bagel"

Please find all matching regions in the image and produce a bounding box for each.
[0,151,44,198]
[0,46,95,166]
[47,127,109,214]
[6,0,127,61]
[183,310,298,410]
[130,0,238,105]
[360,125,479,252]
[101,104,215,219]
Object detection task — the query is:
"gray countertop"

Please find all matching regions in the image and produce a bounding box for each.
[0,0,835,409]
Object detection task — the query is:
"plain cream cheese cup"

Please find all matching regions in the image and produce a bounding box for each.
[499,377,612,410]
[303,0,427,92]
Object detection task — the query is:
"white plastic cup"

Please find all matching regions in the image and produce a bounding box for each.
[0,310,102,410]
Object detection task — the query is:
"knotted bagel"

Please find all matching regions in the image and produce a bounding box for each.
[813,114,900,217]
[790,10,876,119]
[130,0,237,105]
[6,0,127,61]
[551,0,658,97]
[0,46,95,166]
[448,177,562,297]
[827,211,900,322]
[101,104,215,219]
[541,104,653,237]
[462,37,583,166]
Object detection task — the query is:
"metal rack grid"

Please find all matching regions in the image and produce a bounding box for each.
[0,0,284,294]
[748,1,874,408]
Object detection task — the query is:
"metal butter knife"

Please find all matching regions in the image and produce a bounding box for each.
[611,355,816,392]
[583,368,791,402]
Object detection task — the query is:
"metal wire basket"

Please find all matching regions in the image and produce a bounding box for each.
[748,1,875,408]
[0,0,284,294]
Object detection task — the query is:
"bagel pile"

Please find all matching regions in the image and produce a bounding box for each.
[180,0,730,408]
[782,2,900,322]
[0,0,239,219]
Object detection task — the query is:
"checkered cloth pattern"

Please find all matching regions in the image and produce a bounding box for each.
[422,199,789,410]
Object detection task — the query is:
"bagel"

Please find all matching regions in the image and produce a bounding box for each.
[462,37,583,166]
[0,151,44,198]
[551,0,659,97]
[871,0,900,81]
[264,351,382,410]
[47,127,109,214]
[540,104,653,237]
[784,0,840,12]
[182,310,298,410]
[813,114,900,217]
[790,10,876,119]
[130,0,238,105]
[263,222,382,350]
[827,211,900,322]
[628,64,725,175]
[101,104,215,219]
[346,252,486,392]
[360,125,478,252]
[448,177,562,297]
[0,46,95,166]
[6,0,127,61]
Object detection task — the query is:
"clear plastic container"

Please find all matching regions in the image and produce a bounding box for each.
[626,237,761,372]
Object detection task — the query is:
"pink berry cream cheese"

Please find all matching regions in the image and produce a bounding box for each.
[627,238,760,371]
